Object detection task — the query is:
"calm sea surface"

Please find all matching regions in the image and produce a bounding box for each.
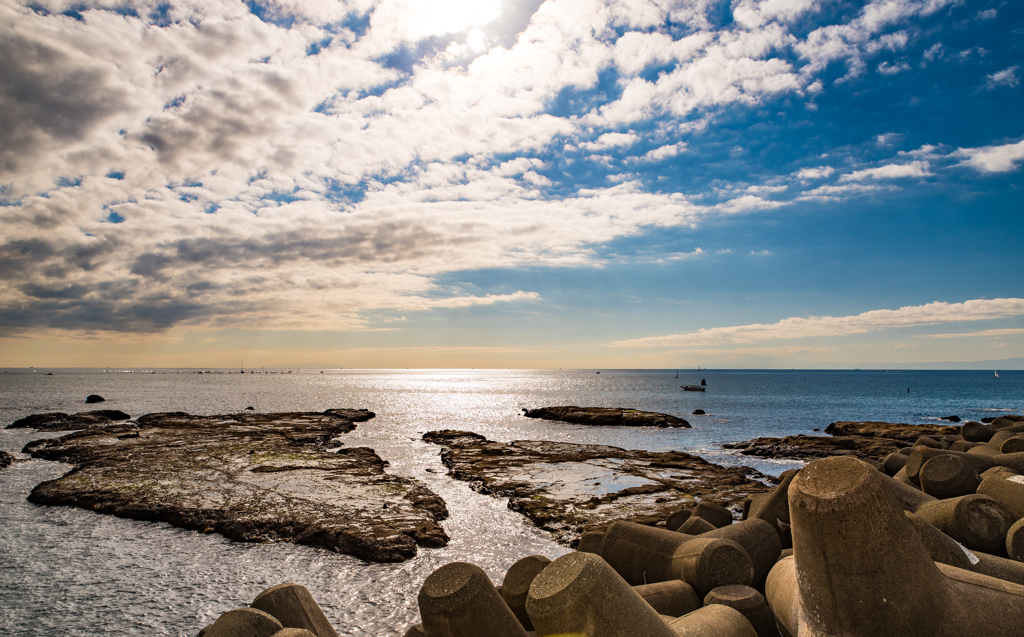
[1,368,1020,635]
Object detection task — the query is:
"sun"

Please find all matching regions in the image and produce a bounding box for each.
[406,0,502,36]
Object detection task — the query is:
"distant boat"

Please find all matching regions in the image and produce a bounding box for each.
[995,371,999,378]
[675,370,678,378]
[682,384,705,392]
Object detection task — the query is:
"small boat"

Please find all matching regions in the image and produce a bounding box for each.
[995,371,999,378]
[682,384,705,392]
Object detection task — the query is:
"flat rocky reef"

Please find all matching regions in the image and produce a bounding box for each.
[22,410,450,563]
[723,420,963,462]
[424,430,770,546]
[8,410,132,431]
[522,406,690,428]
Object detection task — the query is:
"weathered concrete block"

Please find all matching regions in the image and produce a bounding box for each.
[704,585,779,637]
[765,456,1024,637]
[702,518,782,590]
[665,604,758,637]
[675,537,755,598]
[919,454,982,500]
[417,562,527,637]
[693,501,734,528]
[999,436,1024,454]
[251,583,337,637]
[904,511,976,570]
[577,529,604,554]
[916,493,1017,553]
[882,452,908,476]
[632,580,700,617]
[962,421,996,443]
[599,521,755,595]
[270,630,317,637]
[667,507,692,531]
[402,624,425,637]
[1008,518,1024,562]
[501,555,550,630]
[677,515,716,535]
[525,552,677,637]
[978,472,1024,519]
[203,608,283,637]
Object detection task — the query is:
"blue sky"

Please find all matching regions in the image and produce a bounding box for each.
[0,0,1022,368]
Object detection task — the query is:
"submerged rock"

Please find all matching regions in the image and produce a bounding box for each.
[7,410,131,431]
[24,410,449,562]
[0,450,13,471]
[85,394,105,403]
[522,406,690,428]
[423,430,769,546]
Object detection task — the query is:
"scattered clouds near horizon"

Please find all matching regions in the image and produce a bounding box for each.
[609,299,1024,347]
[0,0,1021,341]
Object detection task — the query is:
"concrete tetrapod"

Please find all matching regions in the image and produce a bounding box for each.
[746,470,798,549]
[598,521,754,594]
[203,608,284,637]
[271,630,317,637]
[665,604,757,637]
[632,580,701,617]
[1008,518,1024,562]
[677,515,716,535]
[918,453,982,499]
[915,494,1017,553]
[501,555,551,630]
[692,502,734,528]
[251,583,338,637]
[978,472,1024,519]
[417,562,528,637]
[764,456,1024,637]
[703,585,779,637]
[701,519,781,591]
[525,552,679,637]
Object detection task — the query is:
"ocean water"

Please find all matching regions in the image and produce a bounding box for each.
[1,368,1020,636]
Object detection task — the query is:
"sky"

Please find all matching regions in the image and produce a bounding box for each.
[0,0,1022,369]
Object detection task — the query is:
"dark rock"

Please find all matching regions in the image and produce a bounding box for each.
[7,410,131,431]
[722,435,902,462]
[24,409,448,563]
[942,415,962,423]
[522,406,690,428]
[0,450,13,470]
[85,395,105,403]
[423,430,770,546]
[693,409,706,415]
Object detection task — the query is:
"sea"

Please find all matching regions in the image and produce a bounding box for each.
[0,368,1020,636]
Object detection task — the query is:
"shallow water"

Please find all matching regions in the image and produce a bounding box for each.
[1,368,1020,635]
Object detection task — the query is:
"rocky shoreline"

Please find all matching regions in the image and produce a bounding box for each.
[22,409,450,562]
[8,409,132,431]
[423,430,771,546]
[723,420,964,462]
[522,406,691,428]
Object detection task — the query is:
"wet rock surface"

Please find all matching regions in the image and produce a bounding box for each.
[823,420,961,441]
[722,435,902,461]
[7,410,132,431]
[522,406,690,428]
[724,420,963,462]
[423,430,770,546]
[23,410,449,563]
[0,450,13,470]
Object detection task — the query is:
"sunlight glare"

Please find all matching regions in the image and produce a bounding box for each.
[406,0,502,36]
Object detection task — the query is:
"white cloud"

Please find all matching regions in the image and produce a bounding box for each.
[877,60,910,75]
[839,160,931,181]
[985,66,1020,90]
[580,132,640,151]
[639,143,688,162]
[922,328,1024,339]
[954,139,1024,173]
[795,166,835,180]
[608,298,1024,347]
